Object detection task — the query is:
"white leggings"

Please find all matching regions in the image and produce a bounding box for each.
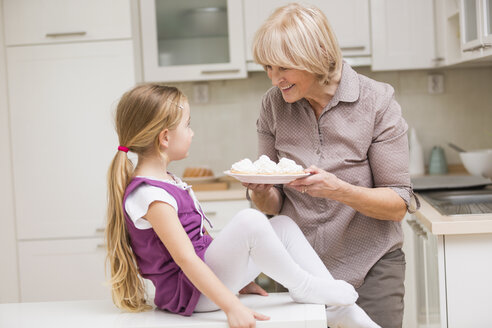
[194,208,334,312]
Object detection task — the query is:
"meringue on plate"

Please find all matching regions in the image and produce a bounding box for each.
[230,155,304,175]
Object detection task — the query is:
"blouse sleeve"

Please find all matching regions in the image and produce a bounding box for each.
[368,90,419,213]
[125,185,179,229]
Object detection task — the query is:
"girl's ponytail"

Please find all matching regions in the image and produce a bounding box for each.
[105,84,185,312]
[106,151,151,312]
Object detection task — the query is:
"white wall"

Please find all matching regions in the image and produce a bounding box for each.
[167,66,492,176]
[0,0,20,302]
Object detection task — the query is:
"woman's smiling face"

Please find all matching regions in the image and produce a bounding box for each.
[265,65,318,103]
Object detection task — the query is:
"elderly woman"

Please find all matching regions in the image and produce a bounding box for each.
[247,3,418,328]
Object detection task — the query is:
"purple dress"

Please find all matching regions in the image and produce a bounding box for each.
[123,177,213,316]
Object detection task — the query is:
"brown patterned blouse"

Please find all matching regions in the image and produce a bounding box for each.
[257,62,417,287]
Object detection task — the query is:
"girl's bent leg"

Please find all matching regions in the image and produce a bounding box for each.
[270,215,381,328]
[195,209,357,313]
[269,215,333,280]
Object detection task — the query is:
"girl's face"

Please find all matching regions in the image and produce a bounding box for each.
[265,65,318,103]
[167,101,194,161]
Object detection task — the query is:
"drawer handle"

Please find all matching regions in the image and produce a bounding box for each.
[96,244,106,249]
[340,46,365,51]
[95,227,105,234]
[204,211,217,216]
[201,69,240,74]
[46,31,87,38]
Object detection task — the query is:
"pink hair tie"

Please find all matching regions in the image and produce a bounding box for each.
[118,146,129,153]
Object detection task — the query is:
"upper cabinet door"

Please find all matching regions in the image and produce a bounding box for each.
[139,0,246,82]
[460,0,481,51]
[371,0,438,70]
[243,0,370,63]
[3,0,132,46]
[459,0,492,58]
[482,0,492,44]
[481,0,492,56]
[7,41,135,240]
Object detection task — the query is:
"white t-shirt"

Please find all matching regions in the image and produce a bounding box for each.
[125,176,195,230]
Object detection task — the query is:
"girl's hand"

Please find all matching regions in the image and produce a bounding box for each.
[226,303,270,328]
[287,165,344,198]
[239,281,268,296]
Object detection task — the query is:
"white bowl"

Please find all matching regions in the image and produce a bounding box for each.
[459,149,492,178]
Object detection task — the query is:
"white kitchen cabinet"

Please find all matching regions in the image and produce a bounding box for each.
[444,233,492,327]
[408,218,443,327]
[7,40,135,240]
[371,0,439,70]
[459,0,492,59]
[407,217,492,328]
[0,3,19,303]
[139,0,246,82]
[433,0,461,66]
[2,0,131,46]
[18,238,110,302]
[435,0,492,65]
[401,214,417,328]
[200,199,251,238]
[243,0,371,69]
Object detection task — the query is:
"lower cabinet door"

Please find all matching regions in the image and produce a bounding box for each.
[444,234,492,328]
[18,238,110,302]
[199,200,250,238]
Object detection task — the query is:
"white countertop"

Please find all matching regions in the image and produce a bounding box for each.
[0,293,326,328]
[415,194,492,235]
[194,188,247,202]
[194,178,492,236]
[194,181,248,202]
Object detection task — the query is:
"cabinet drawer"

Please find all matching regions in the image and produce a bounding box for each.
[200,200,250,237]
[3,0,131,46]
[18,238,110,302]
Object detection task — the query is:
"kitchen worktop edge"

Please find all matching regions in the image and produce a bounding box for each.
[414,193,492,235]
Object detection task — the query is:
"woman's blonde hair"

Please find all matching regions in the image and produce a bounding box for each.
[252,3,342,84]
[106,84,186,312]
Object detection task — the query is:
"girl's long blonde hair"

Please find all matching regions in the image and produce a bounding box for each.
[106,84,186,312]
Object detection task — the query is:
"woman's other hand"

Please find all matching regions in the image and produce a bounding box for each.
[288,165,344,198]
[243,183,283,215]
[239,281,269,296]
[242,183,274,194]
[226,302,270,328]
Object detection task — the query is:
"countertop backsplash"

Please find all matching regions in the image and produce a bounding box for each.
[167,66,492,178]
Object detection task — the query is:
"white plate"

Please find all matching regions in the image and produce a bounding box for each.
[224,170,309,184]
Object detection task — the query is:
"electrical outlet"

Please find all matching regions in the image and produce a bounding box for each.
[428,74,444,94]
[193,83,209,104]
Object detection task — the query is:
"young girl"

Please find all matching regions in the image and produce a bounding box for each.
[106,84,380,328]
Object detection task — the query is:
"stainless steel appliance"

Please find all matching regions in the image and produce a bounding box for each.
[420,186,492,216]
